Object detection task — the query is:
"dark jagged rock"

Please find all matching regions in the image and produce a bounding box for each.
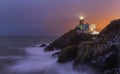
[97,19,120,44]
[73,41,95,66]
[45,30,77,51]
[52,52,60,57]
[56,32,93,63]
[45,45,55,51]
[74,19,120,74]
[40,44,46,47]
[45,29,92,51]
[57,45,77,63]
[90,44,120,74]
[47,19,120,74]
[103,46,119,71]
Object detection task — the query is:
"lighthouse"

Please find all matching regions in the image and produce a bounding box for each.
[75,16,98,34]
[79,16,89,30]
[79,16,84,25]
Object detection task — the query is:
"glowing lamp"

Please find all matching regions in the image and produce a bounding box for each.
[90,28,94,32]
[90,24,96,32]
[80,16,84,20]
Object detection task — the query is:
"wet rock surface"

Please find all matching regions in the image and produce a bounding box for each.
[47,19,120,74]
[45,29,92,51]
[40,44,46,47]
[74,19,120,74]
[74,20,120,74]
[57,45,78,63]
[52,52,60,57]
[45,30,77,51]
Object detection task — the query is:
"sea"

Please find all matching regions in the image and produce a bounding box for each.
[0,36,95,74]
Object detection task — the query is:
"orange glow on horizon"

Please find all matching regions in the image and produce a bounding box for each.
[68,16,120,33]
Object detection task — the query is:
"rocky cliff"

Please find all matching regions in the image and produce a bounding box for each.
[45,30,77,51]
[45,29,92,51]
[74,19,120,74]
[45,19,120,74]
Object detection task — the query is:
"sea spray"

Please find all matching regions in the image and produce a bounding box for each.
[8,46,95,74]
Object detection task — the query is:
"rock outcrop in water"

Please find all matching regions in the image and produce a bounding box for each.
[46,19,120,74]
[40,44,46,47]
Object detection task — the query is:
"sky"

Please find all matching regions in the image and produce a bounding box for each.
[0,0,120,36]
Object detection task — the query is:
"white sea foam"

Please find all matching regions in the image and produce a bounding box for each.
[0,56,21,59]
[8,45,94,74]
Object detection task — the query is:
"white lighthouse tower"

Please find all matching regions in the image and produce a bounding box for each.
[76,16,90,33]
[79,16,84,25]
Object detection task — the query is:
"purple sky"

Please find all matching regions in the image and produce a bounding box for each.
[0,0,120,36]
